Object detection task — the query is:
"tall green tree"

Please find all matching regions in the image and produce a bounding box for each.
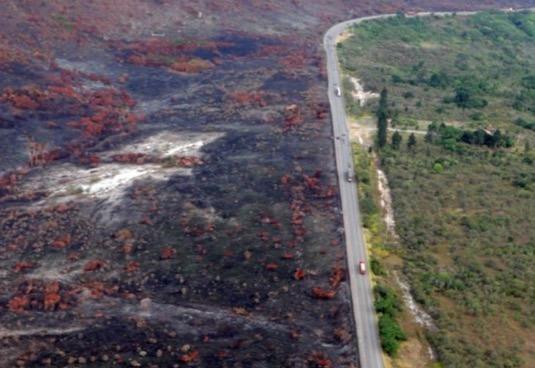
[377,87,388,120]
[377,88,388,148]
[392,130,402,150]
[408,133,417,150]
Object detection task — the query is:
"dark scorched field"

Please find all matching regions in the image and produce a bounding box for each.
[0,1,532,367]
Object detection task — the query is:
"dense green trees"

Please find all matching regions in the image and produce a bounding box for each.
[451,85,488,110]
[426,122,513,150]
[374,285,406,356]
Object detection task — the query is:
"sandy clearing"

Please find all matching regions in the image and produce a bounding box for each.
[349,77,379,107]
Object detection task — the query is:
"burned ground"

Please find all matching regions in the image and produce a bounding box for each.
[0,0,533,367]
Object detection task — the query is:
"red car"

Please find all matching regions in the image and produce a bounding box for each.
[358,260,366,275]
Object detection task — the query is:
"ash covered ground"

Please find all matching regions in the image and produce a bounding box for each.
[0,1,532,367]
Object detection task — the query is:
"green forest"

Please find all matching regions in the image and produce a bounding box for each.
[339,10,535,368]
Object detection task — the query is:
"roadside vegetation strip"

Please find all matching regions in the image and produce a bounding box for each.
[340,9,535,368]
[352,143,410,360]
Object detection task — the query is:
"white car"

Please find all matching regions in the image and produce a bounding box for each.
[359,260,366,275]
[335,87,341,97]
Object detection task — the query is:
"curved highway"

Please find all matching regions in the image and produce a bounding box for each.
[324,15,389,368]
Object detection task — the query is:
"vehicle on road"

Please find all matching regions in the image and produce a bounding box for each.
[358,260,366,275]
[345,171,353,183]
[335,86,341,97]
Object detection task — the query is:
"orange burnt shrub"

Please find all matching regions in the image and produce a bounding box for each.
[114,228,133,241]
[179,350,199,363]
[12,261,36,273]
[283,104,303,130]
[50,234,72,249]
[172,156,203,167]
[311,287,336,300]
[281,252,294,260]
[228,90,266,107]
[294,268,305,280]
[89,88,136,108]
[232,307,250,316]
[43,292,61,311]
[0,87,42,110]
[265,263,279,271]
[315,103,329,119]
[308,352,333,368]
[280,51,307,72]
[125,261,140,273]
[83,259,105,272]
[111,153,148,164]
[8,295,30,312]
[41,281,63,311]
[160,247,176,260]
[329,267,345,289]
[169,58,214,73]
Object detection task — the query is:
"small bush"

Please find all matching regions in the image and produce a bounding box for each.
[371,257,386,276]
[378,315,407,356]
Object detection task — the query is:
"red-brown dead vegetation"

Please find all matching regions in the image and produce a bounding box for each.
[121,243,135,254]
[280,50,308,72]
[314,103,329,119]
[228,90,266,107]
[311,287,336,300]
[114,228,133,241]
[8,295,30,313]
[169,58,214,73]
[281,252,294,260]
[308,351,333,368]
[12,261,36,273]
[111,152,149,164]
[50,234,72,249]
[27,139,62,167]
[179,350,200,363]
[265,263,279,271]
[125,261,140,273]
[83,281,118,299]
[294,268,305,280]
[83,259,106,272]
[180,218,215,237]
[283,104,304,130]
[329,266,345,289]
[232,307,250,316]
[160,247,176,260]
[8,280,76,313]
[43,281,62,311]
[172,156,203,168]
[119,38,228,73]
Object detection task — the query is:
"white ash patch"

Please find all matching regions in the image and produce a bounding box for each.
[349,77,379,107]
[79,79,108,92]
[24,162,183,207]
[20,131,223,223]
[27,261,82,283]
[56,58,107,75]
[376,168,396,237]
[101,131,224,159]
[0,326,85,338]
[394,272,436,330]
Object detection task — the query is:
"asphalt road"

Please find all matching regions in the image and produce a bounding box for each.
[323,8,534,367]
[323,15,388,368]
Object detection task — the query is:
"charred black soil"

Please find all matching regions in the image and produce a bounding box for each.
[0,1,532,367]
